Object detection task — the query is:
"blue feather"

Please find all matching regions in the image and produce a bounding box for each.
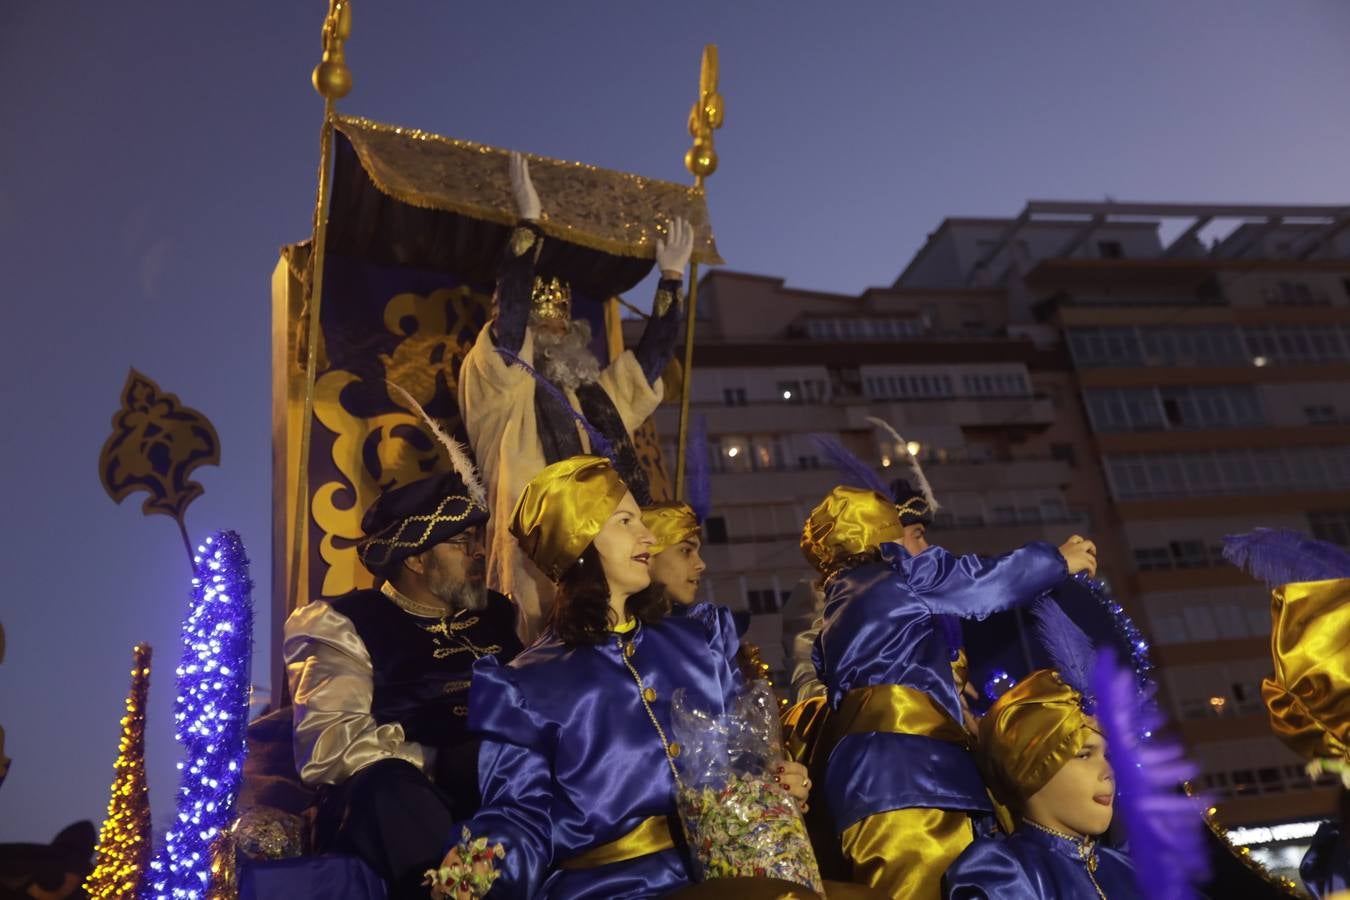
[810,433,890,497]
[1222,527,1350,588]
[1092,646,1210,900]
[1031,598,1096,700]
[686,414,712,524]
[495,346,617,466]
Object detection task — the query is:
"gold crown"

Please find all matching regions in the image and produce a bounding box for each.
[531,276,572,323]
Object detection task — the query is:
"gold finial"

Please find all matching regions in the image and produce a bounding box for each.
[312,0,353,99]
[684,45,723,184]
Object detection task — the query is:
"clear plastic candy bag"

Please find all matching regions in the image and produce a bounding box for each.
[670,680,824,892]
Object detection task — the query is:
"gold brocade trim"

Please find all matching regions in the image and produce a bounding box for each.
[358,493,480,570]
[1189,785,1307,897]
[442,680,472,694]
[379,581,449,619]
[896,497,932,519]
[559,816,676,870]
[334,115,724,265]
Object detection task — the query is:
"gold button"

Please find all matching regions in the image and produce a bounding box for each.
[669,742,681,758]
[624,643,635,659]
[643,687,657,703]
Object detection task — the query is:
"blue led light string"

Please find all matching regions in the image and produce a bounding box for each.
[144,531,253,900]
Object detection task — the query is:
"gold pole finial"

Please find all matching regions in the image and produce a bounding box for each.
[675,45,723,500]
[684,45,723,185]
[312,0,352,99]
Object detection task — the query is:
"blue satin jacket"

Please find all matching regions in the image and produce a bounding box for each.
[457,603,743,899]
[815,542,1067,832]
[1302,821,1349,900]
[943,826,1140,899]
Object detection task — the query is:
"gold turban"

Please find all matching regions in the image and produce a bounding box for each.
[1262,577,1350,762]
[977,669,1095,807]
[801,486,905,578]
[641,502,700,555]
[510,455,628,581]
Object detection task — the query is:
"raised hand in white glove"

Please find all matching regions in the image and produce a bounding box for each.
[509,151,541,222]
[655,217,694,280]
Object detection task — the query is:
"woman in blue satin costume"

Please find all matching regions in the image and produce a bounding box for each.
[803,486,1096,898]
[440,457,810,899]
[942,669,1138,899]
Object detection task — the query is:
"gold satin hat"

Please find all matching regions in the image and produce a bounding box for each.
[510,455,628,581]
[801,486,905,577]
[642,502,701,555]
[1262,577,1350,762]
[977,669,1096,807]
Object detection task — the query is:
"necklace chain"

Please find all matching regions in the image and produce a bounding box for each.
[617,628,684,788]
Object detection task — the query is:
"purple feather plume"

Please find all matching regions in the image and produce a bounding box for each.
[496,346,617,466]
[1222,527,1350,588]
[1093,646,1210,900]
[810,433,890,497]
[686,414,712,525]
[1031,598,1096,702]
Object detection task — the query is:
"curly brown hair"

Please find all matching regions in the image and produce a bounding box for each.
[549,546,669,645]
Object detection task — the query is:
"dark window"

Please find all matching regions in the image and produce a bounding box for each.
[1309,511,1350,546]
[746,589,782,615]
[704,516,728,545]
[1097,241,1125,259]
[1050,443,1077,466]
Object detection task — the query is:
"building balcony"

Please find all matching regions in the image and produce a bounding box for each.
[848,395,1057,430]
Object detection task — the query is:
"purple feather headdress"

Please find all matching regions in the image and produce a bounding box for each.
[810,433,890,497]
[1222,527,1350,589]
[686,414,711,525]
[1093,646,1210,900]
[1031,598,1096,707]
[496,346,617,466]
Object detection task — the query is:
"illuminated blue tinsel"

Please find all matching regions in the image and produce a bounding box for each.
[1070,571,1155,696]
[143,531,253,900]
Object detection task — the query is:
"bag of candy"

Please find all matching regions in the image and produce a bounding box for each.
[670,679,823,893]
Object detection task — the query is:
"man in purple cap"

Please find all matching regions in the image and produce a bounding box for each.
[284,469,523,899]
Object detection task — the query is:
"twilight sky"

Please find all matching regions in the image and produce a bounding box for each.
[2,0,1348,842]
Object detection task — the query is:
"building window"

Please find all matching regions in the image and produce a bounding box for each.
[723,387,747,406]
[704,516,728,545]
[1305,405,1337,425]
[1309,511,1350,546]
[777,380,804,403]
[746,588,782,615]
[1097,240,1125,259]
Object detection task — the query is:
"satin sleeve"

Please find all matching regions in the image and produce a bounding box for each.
[633,278,684,384]
[282,602,428,787]
[888,542,1068,621]
[942,837,1038,899]
[793,614,827,703]
[459,657,556,899]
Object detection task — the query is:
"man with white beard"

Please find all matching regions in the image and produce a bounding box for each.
[459,152,695,641]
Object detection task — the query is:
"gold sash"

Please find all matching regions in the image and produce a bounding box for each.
[560,815,676,869]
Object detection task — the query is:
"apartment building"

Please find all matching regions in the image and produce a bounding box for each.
[628,201,1350,854]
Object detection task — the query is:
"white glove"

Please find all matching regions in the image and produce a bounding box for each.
[509,152,541,221]
[655,217,694,279]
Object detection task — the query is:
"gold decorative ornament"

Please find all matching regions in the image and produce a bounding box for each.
[530,276,573,324]
[312,0,352,100]
[99,370,220,565]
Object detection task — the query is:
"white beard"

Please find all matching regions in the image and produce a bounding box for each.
[535,319,602,391]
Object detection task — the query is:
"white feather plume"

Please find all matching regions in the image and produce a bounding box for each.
[386,381,487,508]
[865,415,940,513]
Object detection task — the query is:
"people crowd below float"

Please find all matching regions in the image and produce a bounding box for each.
[458,152,695,642]
[942,668,1137,899]
[801,484,1099,899]
[435,457,810,899]
[283,470,523,900]
[642,500,776,687]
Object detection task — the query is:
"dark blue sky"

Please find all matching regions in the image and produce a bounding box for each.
[3,1,1348,842]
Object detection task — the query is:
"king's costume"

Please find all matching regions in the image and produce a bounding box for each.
[458,220,684,641]
[284,470,523,898]
[454,457,744,899]
[805,486,1067,899]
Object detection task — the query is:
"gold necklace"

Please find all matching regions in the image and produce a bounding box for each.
[1023,819,1107,900]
